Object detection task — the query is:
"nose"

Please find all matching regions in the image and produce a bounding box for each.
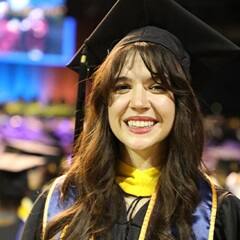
[129,86,150,111]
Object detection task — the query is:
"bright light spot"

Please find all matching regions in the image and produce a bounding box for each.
[28,49,43,61]
[8,0,30,12]
[6,18,20,32]
[0,2,9,17]
[10,115,23,128]
[29,8,45,20]
[20,19,31,31]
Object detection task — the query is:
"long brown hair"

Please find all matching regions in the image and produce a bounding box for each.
[45,42,205,240]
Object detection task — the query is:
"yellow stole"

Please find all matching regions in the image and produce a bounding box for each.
[115,161,160,196]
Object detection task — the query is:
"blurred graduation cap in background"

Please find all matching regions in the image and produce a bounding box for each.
[0,152,46,173]
[3,138,64,181]
[0,152,46,208]
[5,138,61,157]
[67,0,240,138]
[0,138,63,202]
[0,152,46,238]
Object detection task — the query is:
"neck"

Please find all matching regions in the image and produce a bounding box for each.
[121,144,166,170]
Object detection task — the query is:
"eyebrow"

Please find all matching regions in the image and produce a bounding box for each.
[115,76,130,82]
[115,76,161,83]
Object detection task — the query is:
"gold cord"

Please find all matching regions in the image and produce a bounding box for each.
[208,177,217,240]
[138,192,157,240]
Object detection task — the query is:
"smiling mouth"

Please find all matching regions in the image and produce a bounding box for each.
[125,120,157,128]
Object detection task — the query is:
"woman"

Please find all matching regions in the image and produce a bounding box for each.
[21,26,240,240]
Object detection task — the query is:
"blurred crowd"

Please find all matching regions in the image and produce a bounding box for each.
[0,0,65,55]
[203,115,240,197]
[0,101,74,239]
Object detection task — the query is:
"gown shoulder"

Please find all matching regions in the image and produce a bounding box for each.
[21,189,48,240]
[22,181,240,240]
[214,193,240,240]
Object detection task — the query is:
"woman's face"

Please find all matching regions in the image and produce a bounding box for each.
[108,52,175,154]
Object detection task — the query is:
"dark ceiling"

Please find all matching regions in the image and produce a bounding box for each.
[66,0,240,116]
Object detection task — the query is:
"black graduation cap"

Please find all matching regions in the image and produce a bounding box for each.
[5,139,61,158]
[67,0,240,137]
[0,152,46,173]
[0,152,46,210]
[4,139,64,178]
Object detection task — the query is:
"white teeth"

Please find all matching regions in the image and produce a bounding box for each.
[127,120,155,128]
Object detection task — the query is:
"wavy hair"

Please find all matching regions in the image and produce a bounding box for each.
[45,42,205,240]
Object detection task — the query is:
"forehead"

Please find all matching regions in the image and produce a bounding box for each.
[118,51,153,79]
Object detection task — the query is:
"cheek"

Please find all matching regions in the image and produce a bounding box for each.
[108,95,130,118]
[108,96,130,136]
[156,96,175,122]
[108,105,116,129]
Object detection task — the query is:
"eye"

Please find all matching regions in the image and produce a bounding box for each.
[113,84,131,94]
[149,83,166,94]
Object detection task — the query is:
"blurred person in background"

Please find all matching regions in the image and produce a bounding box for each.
[0,153,46,240]
[4,138,64,200]
[0,0,20,52]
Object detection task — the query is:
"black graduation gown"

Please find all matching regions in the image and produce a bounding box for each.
[0,216,24,240]
[21,190,240,240]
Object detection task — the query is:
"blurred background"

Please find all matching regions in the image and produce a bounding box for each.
[0,0,240,238]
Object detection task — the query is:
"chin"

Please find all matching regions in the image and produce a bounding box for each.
[126,141,159,152]
[123,135,168,153]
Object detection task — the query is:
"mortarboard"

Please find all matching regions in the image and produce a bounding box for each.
[0,153,46,212]
[3,138,65,179]
[67,0,240,137]
[5,138,61,157]
[0,152,46,173]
